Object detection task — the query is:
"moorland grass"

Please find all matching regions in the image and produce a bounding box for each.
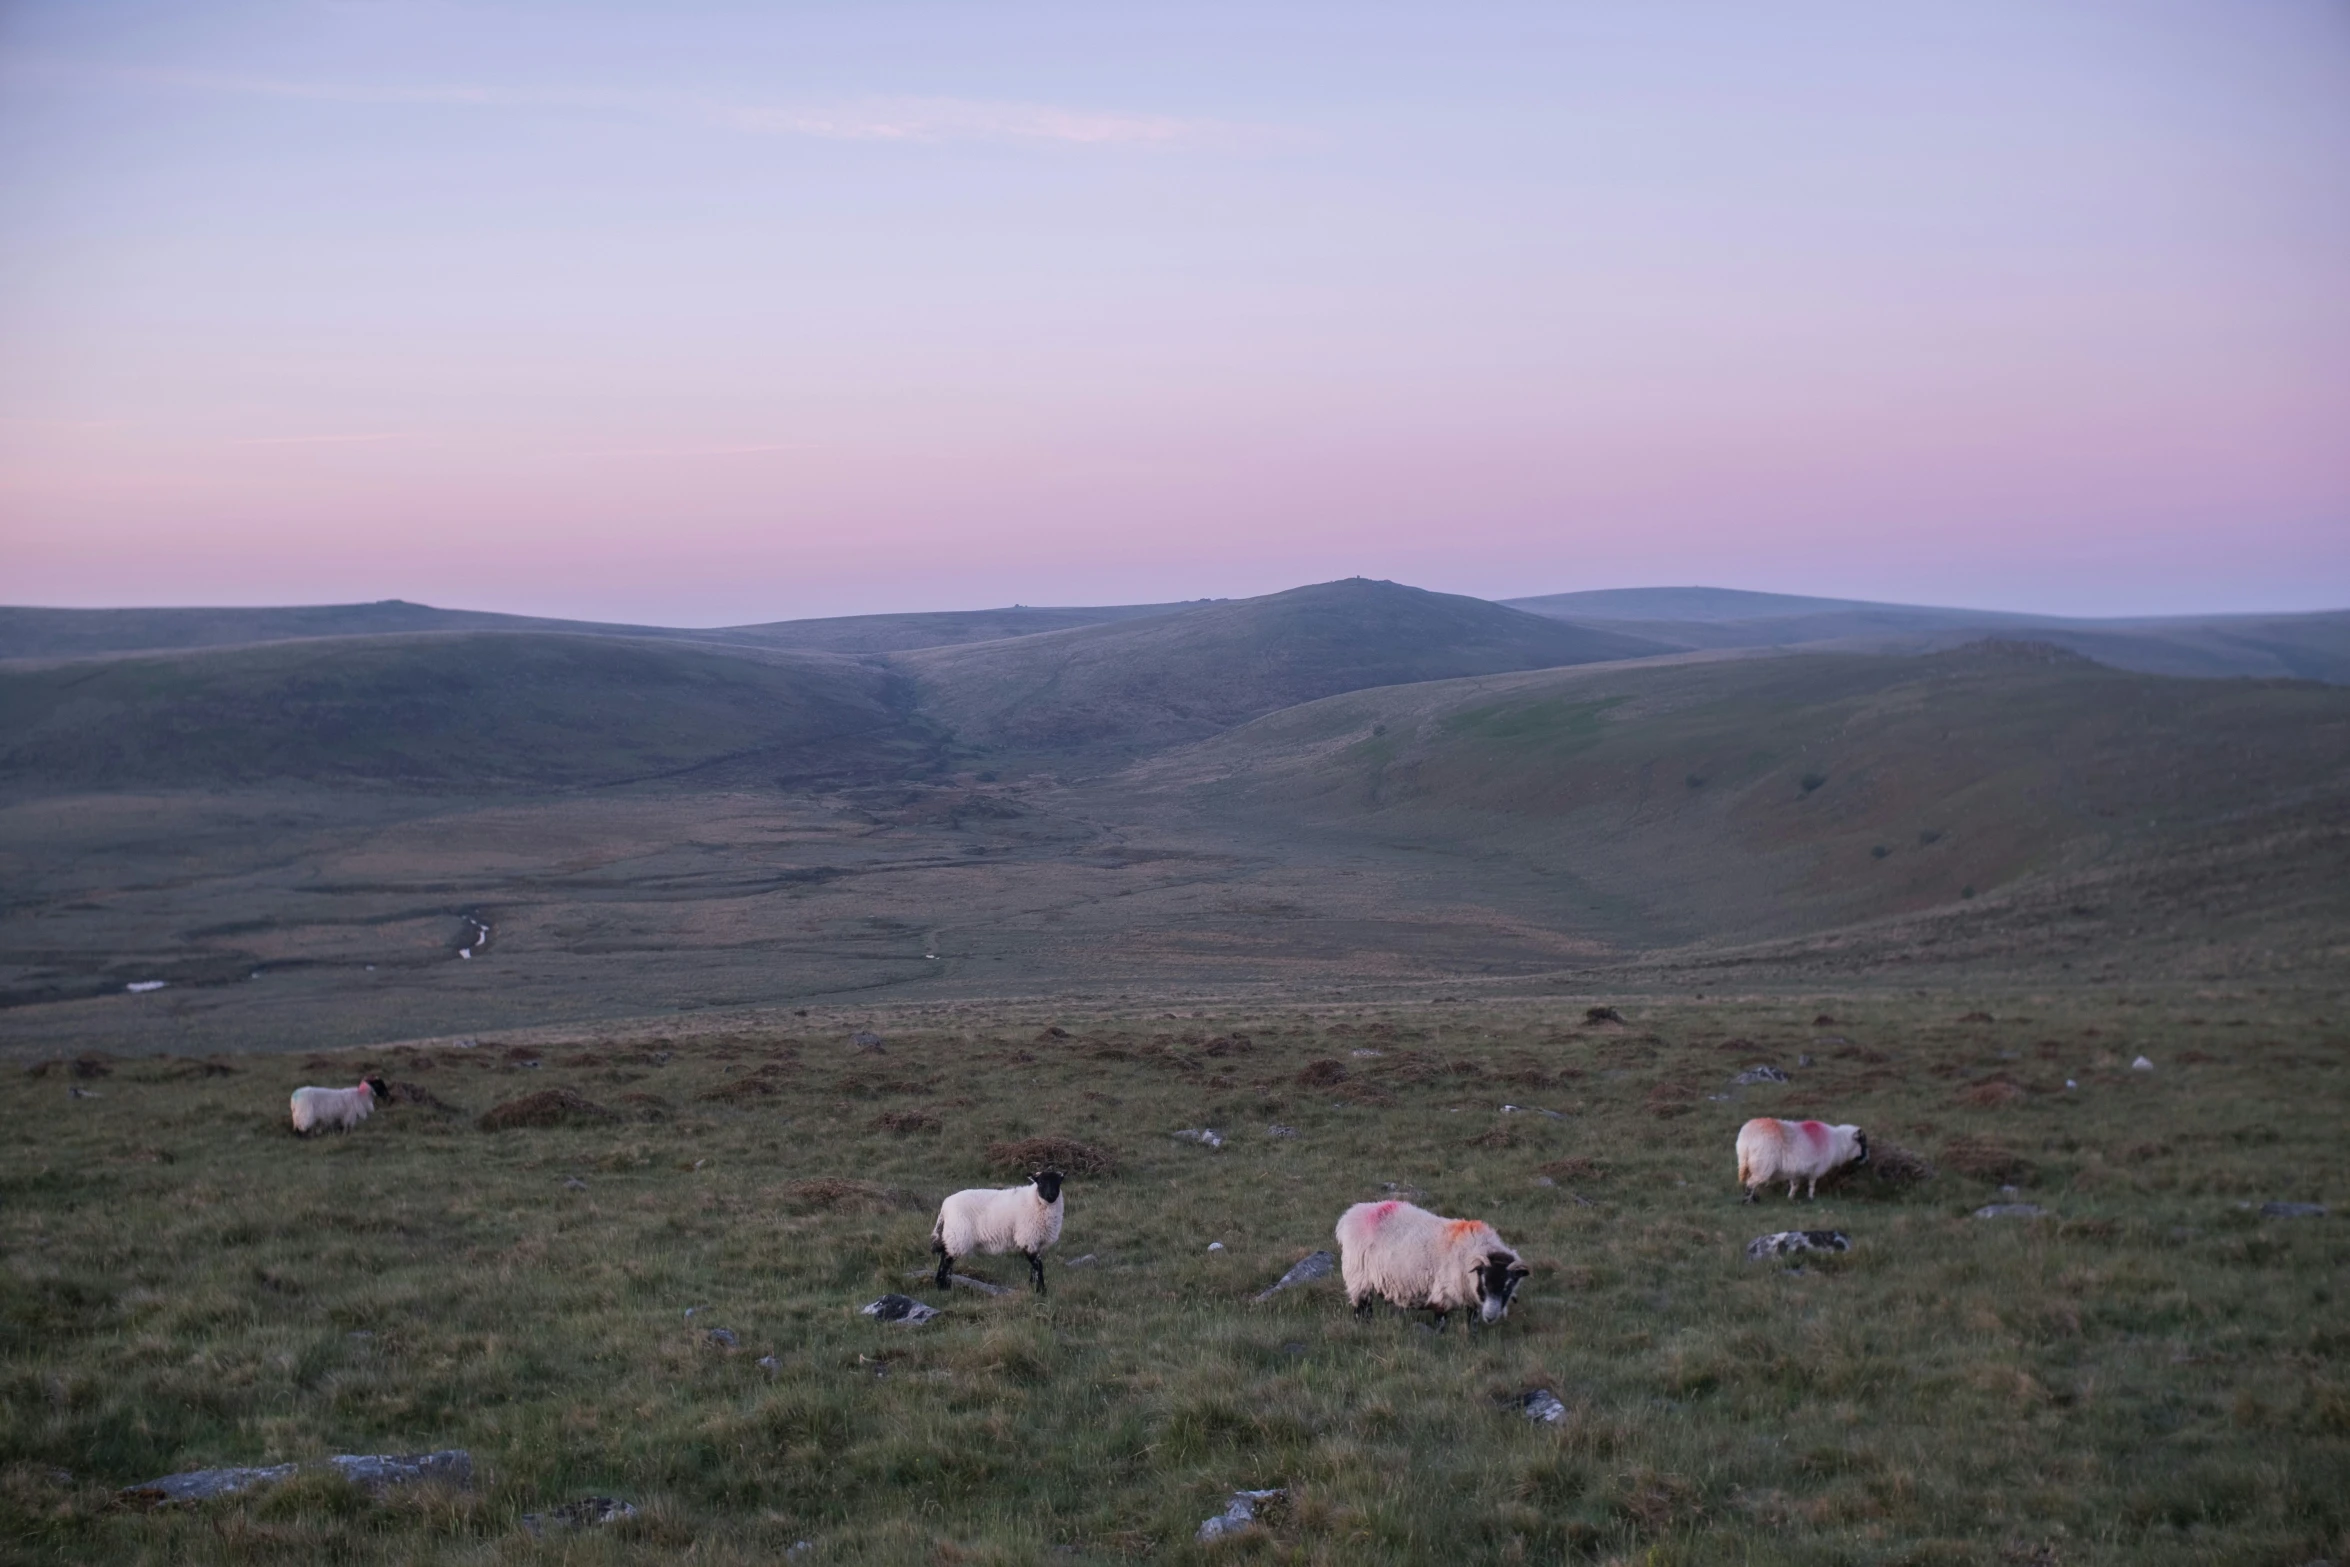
[3,993,2345,1564]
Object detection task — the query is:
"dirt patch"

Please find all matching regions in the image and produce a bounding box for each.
[985,1136,1119,1177]
[876,1108,941,1135]
[478,1088,619,1131]
[1296,1059,1348,1088]
[1538,1156,1608,1183]
[699,1076,779,1103]
[780,1177,918,1213]
[1942,1134,2034,1185]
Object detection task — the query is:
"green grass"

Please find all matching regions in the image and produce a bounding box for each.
[4,991,2345,1564]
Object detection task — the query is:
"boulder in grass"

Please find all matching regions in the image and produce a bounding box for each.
[1974,1203,2047,1219]
[1197,1488,1284,1542]
[127,1450,471,1506]
[1744,1230,1850,1262]
[1733,1065,1790,1085]
[861,1293,941,1324]
[1252,1249,1337,1302]
[2260,1202,2328,1219]
[522,1497,637,1535]
[1520,1389,1568,1425]
[1174,1128,1225,1150]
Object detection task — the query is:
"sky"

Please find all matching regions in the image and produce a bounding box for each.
[2,1,2346,625]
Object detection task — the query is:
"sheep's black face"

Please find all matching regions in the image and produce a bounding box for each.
[1853,1130,1870,1166]
[1031,1169,1065,1204]
[363,1075,389,1101]
[1475,1250,1531,1324]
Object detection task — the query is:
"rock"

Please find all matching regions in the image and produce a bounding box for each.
[2132,1055,2154,1071]
[1207,1241,1225,1252]
[1196,1487,1284,1542]
[1520,1389,1568,1424]
[2261,1202,2329,1219]
[1063,1253,1099,1268]
[1975,1203,2047,1219]
[851,1031,885,1052]
[1380,1182,1428,1203]
[1797,1055,1815,1068]
[756,1355,780,1371]
[1175,1128,1225,1149]
[522,1496,637,1534]
[562,1176,587,1191]
[1744,1230,1850,1262]
[705,1328,739,1349]
[1252,1249,1337,1301]
[861,1293,941,1324]
[1266,1125,1299,1139]
[787,1543,814,1560]
[1534,1175,1556,1188]
[1733,1065,1790,1085]
[127,1450,472,1505]
[1348,1048,1383,1058]
[68,1087,98,1099]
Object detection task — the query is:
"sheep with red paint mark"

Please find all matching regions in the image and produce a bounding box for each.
[289,1075,388,1136]
[1735,1117,1868,1202]
[1333,1199,1529,1328]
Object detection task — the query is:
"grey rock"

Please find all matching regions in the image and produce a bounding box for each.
[1266,1125,1299,1139]
[2131,1055,2154,1071]
[521,1496,637,1535]
[861,1293,941,1324]
[1975,1203,2048,1219]
[1207,1241,1225,1252]
[1252,1249,1337,1302]
[562,1176,587,1191]
[851,1031,885,1052]
[1062,1253,1099,1269]
[1797,1055,1815,1068]
[2261,1202,2329,1219]
[1348,1048,1383,1058]
[1521,1389,1568,1424]
[756,1355,780,1371]
[127,1450,472,1505]
[1196,1487,1284,1542]
[1744,1230,1850,1262]
[1534,1175,1556,1188]
[1174,1127,1225,1149]
[787,1544,814,1560]
[704,1328,739,1349]
[1733,1065,1790,1085]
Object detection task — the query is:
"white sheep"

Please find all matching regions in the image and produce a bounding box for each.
[931,1169,1065,1293]
[1333,1199,1530,1328]
[1735,1117,1869,1202]
[289,1075,388,1136]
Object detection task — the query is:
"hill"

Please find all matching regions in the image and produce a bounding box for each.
[0,633,942,794]
[1134,640,2350,949]
[0,599,1193,662]
[899,578,1670,766]
[1504,588,2350,683]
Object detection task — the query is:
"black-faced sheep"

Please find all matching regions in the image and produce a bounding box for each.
[1736,1117,1868,1201]
[931,1169,1064,1293]
[290,1076,389,1136]
[1334,1199,1529,1328]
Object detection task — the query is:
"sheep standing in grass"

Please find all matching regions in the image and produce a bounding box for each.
[931,1169,1065,1293]
[289,1075,389,1136]
[1736,1117,1868,1202]
[1334,1199,1530,1328]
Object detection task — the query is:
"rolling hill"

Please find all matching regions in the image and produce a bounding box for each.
[899,578,1671,766]
[1134,640,2350,949]
[0,632,943,793]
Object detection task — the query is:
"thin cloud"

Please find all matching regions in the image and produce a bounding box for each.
[566,442,806,459]
[229,431,416,447]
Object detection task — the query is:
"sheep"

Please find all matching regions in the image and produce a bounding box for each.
[289,1075,389,1136]
[931,1169,1065,1293]
[1736,1117,1868,1202]
[1334,1199,1530,1329]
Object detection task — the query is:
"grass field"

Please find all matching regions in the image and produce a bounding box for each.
[6,989,2345,1564]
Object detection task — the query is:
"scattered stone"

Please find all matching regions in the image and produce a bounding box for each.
[1267,1125,1299,1139]
[1733,1065,1789,1085]
[1348,1048,1383,1058]
[756,1355,780,1371]
[1063,1253,1099,1268]
[1380,1182,1428,1203]
[562,1176,587,1191]
[705,1328,739,1349]
[1252,1249,1337,1301]
[2260,1202,2329,1219]
[68,1087,98,1099]
[126,980,168,993]
[787,1543,814,1560]
[861,1293,941,1324]
[1520,1389,1568,1424]
[2131,1055,2154,1071]
[1975,1203,2048,1219]
[521,1496,637,1535]
[1207,1241,1226,1252]
[1534,1175,1556,1188]
[2065,1079,2078,1090]
[1744,1230,1849,1262]
[1197,1488,1284,1542]
[1797,1054,1815,1068]
[851,1031,885,1052]
[127,1450,473,1505]
[1175,1128,1225,1149]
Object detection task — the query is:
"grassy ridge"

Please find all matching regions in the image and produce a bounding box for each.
[5,993,2344,1563]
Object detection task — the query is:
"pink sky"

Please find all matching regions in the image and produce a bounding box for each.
[3,2,2346,623]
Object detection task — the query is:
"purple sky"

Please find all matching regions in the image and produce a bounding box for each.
[3,1,2346,624]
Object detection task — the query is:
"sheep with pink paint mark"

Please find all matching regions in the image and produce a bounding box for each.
[289,1076,388,1136]
[1735,1117,1868,1202]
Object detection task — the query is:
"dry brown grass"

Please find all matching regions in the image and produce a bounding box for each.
[476,1086,617,1130]
[875,1108,941,1135]
[983,1135,1119,1177]
[1943,1133,2035,1184]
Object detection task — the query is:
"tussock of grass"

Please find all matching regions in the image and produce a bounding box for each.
[475,1086,617,1130]
[984,1136,1118,1178]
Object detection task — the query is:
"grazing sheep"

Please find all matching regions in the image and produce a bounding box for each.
[931,1169,1065,1293]
[1334,1199,1530,1328]
[1736,1117,1869,1202]
[289,1075,388,1136]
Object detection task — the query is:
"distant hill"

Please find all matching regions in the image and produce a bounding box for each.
[0,599,1193,662]
[0,633,942,793]
[1136,640,2350,946]
[901,578,1671,766]
[1505,588,2350,683]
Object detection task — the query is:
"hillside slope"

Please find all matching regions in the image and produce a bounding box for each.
[1132,641,2350,947]
[901,578,1669,766]
[0,634,941,793]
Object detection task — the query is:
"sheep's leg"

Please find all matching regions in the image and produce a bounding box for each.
[1806,1177,1818,1200]
[1742,1185,1757,1204]
[1430,1310,1449,1333]
[1788,1179,1800,1200]
[1026,1250,1046,1294]
[1352,1296,1374,1320]
[933,1247,953,1291]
